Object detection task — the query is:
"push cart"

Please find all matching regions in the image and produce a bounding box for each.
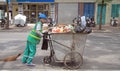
[43,33,88,69]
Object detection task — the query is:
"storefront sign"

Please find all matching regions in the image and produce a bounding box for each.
[17,0,54,2]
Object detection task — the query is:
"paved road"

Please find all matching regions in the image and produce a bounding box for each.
[0,32,120,71]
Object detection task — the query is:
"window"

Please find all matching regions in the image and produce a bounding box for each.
[23,3,50,23]
[111,4,120,17]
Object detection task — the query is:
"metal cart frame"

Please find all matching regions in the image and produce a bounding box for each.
[43,33,88,69]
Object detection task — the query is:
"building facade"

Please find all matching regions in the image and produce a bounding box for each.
[0,0,120,24]
[10,0,54,23]
[55,0,120,25]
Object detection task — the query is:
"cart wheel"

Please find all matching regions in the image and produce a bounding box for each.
[64,52,83,69]
[43,56,51,64]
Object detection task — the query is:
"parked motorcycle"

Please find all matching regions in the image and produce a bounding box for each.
[86,17,96,27]
[110,17,118,27]
[0,18,6,28]
[90,17,96,27]
[86,17,91,27]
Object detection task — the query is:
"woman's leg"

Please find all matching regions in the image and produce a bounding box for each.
[26,42,36,64]
[22,41,29,63]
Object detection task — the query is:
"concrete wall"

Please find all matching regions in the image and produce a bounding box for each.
[111,0,120,4]
[12,4,18,18]
[55,0,96,2]
[58,3,78,24]
[105,3,112,24]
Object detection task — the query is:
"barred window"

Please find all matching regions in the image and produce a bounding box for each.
[111,4,120,17]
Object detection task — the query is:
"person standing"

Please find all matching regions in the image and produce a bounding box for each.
[22,13,47,66]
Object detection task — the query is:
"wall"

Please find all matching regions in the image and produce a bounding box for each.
[12,4,18,18]
[57,3,78,24]
[55,0,96,2]
[111,0,120,4]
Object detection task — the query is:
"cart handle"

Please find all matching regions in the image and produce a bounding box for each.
[43,32,52,36]
[44,32,72,50]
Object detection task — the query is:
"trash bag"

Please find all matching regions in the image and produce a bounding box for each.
[41,33,48,50]
[84,27,92,34]
[14,14,27,27]
[74,26,85,33]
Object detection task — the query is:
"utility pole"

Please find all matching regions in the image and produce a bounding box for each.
[5,0,9,29]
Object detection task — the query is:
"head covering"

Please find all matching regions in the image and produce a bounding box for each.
[38,13,47,19]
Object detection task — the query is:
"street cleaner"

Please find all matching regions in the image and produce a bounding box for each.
[22,13,47,66]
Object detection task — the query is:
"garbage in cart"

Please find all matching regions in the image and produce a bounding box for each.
[46,24,92,34]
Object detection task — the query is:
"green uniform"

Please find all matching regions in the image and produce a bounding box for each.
[22,22,42,64]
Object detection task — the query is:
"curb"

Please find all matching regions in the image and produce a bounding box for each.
[0,25,120,33]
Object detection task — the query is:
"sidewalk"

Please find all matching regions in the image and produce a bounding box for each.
[0,24,34,32]
[0,24,120,33]
[92,25,120,33]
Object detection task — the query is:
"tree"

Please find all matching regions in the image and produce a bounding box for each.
[5,0,9,29]
[97,0,112,30]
